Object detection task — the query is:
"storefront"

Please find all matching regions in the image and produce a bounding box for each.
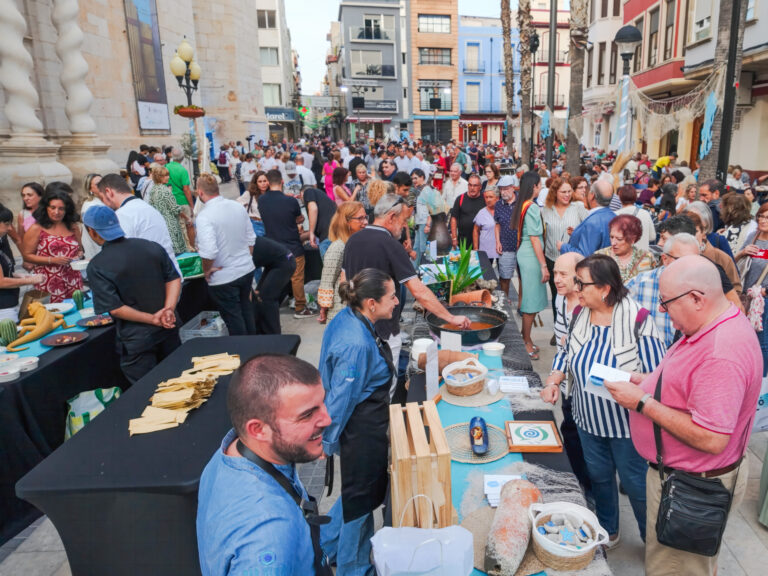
[265,107,297,141]
[344,116,391,140]
[459,117,506,145]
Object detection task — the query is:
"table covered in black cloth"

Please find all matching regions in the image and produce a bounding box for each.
[0,324,127,544]
[16,335,300,576]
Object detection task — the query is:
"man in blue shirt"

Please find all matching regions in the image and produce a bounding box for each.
[197,355,332,576]
[559,179,615,257]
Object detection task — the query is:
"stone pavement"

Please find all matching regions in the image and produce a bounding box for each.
[2,266,768,575]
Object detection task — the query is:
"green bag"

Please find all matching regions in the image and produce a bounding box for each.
[176,253,204,279]
[65,387,122,440]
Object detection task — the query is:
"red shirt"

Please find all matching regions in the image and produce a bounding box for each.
[630,305,762,473]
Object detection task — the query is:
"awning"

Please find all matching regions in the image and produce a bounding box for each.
[459,119,506,125]
[345,116,392,123]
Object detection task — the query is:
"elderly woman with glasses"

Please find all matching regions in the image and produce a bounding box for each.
[595,214,657,284]
[542,254,665,549]
[317,201,368,324]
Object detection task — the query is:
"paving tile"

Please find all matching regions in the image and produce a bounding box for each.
[734,499,768,550]
[15,519,64,553]
[717,539,747,576]
[0,551,68,576]
[723,508,768,574]
[52,562,71,576]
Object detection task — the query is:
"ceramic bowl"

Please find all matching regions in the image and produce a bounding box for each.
[482,342,505,357]
[70,259,90,271]
[0,354,19,364]
[0,366,20,382]
[79,307,95,318]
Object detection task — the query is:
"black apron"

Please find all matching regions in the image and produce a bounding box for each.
[236,441,333,576]
[338,311,394,522]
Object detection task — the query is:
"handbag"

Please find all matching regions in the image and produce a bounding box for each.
[740,262,768,321]
[65,387,122,440]
[653,370,743,556]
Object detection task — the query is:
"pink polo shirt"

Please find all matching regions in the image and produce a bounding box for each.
[630,305,762,473]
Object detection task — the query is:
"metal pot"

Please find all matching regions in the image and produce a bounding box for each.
[425,305,507,347]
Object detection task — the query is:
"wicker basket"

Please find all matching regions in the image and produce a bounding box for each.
[531,513,596,571]
[442,358,487,397]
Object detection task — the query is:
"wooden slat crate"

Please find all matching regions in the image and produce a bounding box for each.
[390,400,453,528]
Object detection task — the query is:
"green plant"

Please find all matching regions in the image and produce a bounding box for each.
[434,239,482,295]
[0,318,18,346]
[72,290,85,311]
[180,132,198,160]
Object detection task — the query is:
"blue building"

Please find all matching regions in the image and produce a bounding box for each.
[458,16,520,145]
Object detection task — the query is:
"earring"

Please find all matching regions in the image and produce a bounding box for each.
[601,295,606,302]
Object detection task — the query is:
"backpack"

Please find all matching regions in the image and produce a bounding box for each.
[218,151,227,165]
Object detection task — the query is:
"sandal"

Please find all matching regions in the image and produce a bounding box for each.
[531,344,540,353]
[527,348,540,361]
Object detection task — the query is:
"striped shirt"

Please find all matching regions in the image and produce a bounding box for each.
[541,203,588,261]
[554,325,665,438]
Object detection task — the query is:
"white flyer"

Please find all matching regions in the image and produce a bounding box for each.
[441,330,462,352]
[585,363,630,402]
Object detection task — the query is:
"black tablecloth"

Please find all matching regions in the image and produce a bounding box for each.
[16,335,300,576]
[0,324,126,544]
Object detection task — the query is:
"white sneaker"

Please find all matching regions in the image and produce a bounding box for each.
[604,531,621,551]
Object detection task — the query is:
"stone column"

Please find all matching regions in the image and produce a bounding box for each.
[52,0,117,200]
[0,0,71,209]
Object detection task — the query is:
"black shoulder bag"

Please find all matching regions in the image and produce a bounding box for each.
[236,440,333,576]
[653,371,742,557]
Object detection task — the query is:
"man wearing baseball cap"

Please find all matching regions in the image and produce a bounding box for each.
[84,205,181,384]
[493,175,519,297]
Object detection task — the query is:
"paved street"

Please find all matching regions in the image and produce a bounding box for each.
[2,301,767,575]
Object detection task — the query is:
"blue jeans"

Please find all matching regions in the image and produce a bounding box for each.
[320,497,375,576]
[319,238,332,260]
[251,220,265,284]
[577,428,647,538]
[758,296,768,376]
[208,272,257,336]
[413,224,427,268]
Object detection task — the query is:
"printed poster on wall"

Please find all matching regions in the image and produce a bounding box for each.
[124,0,171,130]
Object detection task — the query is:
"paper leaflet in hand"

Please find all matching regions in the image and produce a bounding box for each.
[586,363,630,402]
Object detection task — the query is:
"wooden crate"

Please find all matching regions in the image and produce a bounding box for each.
[390,400,453,528]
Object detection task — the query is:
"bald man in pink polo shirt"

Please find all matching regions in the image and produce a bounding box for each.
[604,255,762,576]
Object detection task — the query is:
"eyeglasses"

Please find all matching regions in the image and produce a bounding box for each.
[658,289,703,312]
[573,277,598,291]
[757,215,768,221]
[347,215,368,222]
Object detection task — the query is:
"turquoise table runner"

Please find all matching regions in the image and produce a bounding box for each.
[11,299,94,359]
[434,351,523,575]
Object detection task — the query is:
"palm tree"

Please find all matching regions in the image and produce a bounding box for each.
[501,0,516,160]
[516,0,533,166]
[566,0,589,175]
[697,0,748,181]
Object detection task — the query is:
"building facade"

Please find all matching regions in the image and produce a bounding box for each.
[339,0,406,140]
[0,0,280,210]
[683,0,768,172]
[409,0,460,142]
[581,0,624,151]
[458,16,521,146]
[530,1,571,127]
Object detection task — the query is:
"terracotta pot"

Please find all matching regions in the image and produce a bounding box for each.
[176,107,205,118]
[450,289,492,307]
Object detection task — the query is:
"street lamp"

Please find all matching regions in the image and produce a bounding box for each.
[528,31,539,164]
[420,85,450,143]
[169,37,202,179]
[614,25,642,153]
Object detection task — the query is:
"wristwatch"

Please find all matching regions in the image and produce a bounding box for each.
[636,393,652,413]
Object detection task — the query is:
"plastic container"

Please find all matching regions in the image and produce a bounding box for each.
[482,342,505,356]
[179,311,228,343]
[529,501,609,571]
[442,357,488,397]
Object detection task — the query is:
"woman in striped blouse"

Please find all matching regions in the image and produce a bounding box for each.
[544,254,665,549]
[541,177,588,320]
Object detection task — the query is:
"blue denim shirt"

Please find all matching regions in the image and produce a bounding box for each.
[197,429,315,576]
[559,206,614,257]
[319,307,392,455]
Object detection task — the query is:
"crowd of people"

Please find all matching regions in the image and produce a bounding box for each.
[12,133,765,576]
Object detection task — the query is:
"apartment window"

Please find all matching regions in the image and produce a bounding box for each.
[465,82,480,111]
[419,80,451,111]
[609,43,618,84]
[359,14,395,40]
[634,17,644,72]
[586,46,593,87]
[664,0,676,60]
[257,10,276,29]
[419,48,451,65]
[648,9,659,67]
[747,0,755,20]
[350,50,388,77]
[418,15,450,33]
[690,0,713,43]
[613,0,621,17]
[601,0,608,18]
[597,42,606,85]
[465,42,481,71]
[263,83,281,106]
[260,47,279,67]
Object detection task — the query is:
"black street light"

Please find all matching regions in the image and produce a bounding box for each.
[613,25,642,152]
[170,38,202,180]
[528,31,539,163]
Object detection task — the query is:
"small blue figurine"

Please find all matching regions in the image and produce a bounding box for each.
[469,416,489,455]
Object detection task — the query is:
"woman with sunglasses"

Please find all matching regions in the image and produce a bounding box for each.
[541,254,665,550]
[317,202,367,324]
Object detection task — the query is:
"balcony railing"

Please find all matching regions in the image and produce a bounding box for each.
[463,61,486,73]
[349,26,395,42]
[535,49,569,63]
[498,64,520,75]
[533,94,566,107]
[350,64,396,78]
[463,101,520,114]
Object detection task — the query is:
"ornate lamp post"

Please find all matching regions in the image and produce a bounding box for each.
[528,31,539,163]
[614,25,642,153]
[169,38,202,179]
